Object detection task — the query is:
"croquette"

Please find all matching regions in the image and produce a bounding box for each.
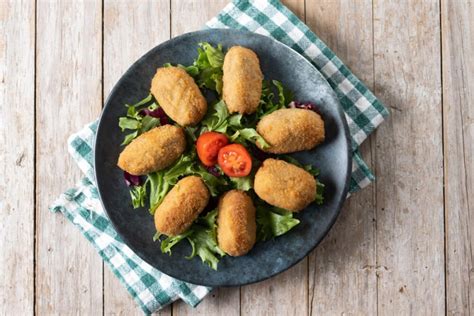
[217,190,256,256]
[256,108,325,154]
[154,176,210,236]
[117,125,186,175]
[254,158,316,212]
[222,46,263,114]
[150,66,207,126]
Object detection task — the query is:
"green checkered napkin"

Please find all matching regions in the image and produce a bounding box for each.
[51,0,388,314]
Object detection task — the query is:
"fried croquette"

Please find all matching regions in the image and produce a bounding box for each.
[222,46,263,114]
[254,158,316,212]
[154,176,210,236]
[150,66,207,126]
[117,125,186,175]
[217,190,256,256]
[256,108,325,154]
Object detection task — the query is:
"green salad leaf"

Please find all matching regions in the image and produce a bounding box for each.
[201,100,270,149]
[130,184,147,209]
[160,230,193,255]
[157,209,225,270]
[147,172,169,214]
[192,164,228,196]
[119,117,141,130]
[153,231,162,241]
[273,80,294,108]
[147,153,195,214]
[257,80,293,119]
[229,176,253,191]
[118,94,161,145]
[166,42,224,95]
[229,128,270,149]
[163,62,199,76]
[145,151,228,214]
[201,100,229,133]
[194,43,224,94]
[315,181,325,205]
[256,204,300,241]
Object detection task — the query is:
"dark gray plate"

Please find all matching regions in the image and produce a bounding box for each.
[95,29,351,287]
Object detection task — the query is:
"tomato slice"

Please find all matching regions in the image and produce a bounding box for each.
[217,144,252,177]
[196,132,229,167]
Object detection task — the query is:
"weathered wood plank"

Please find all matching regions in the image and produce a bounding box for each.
[373,1,444,314]
[35,0,104,314]
[305,0,377,314]
[239,1,307,316]
[0,0,35,314]
[169,1,241,314]
[441,1,474,314]
[102,0,171,315]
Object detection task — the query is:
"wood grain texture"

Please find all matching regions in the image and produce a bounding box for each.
[169,1,241,315]
[35,0,103,314]
[5,0,474,314]
[103,1,171,315]
[170,0,228,36]
[238,2,307,315]
[0,0,35,314]
[305,0,377,314]
[442,1,474,314]
[373,0,444,314]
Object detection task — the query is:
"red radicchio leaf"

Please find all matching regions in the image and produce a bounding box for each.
[140,107,170,125]
[205,165,221,177]
[288,101,321,114]
[124,171,141,187]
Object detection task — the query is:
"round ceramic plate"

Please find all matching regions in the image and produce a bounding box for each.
[95,29,351,287]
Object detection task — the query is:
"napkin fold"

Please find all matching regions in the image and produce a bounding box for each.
[51,0,388,314]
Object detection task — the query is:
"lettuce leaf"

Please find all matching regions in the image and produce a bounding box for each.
[163,62,199,76]
[229,128,270,149]
[202,100,270,149]
[201,100,229,133]
[229,176,253,191]
[160,230,193,255]
[167,42,224,95]
[273,80,294,108]
[191,164,228,196]
[118,94,162,145]
[187,209,226,270]
[119,117,141,131]
[256,204,300,241]
[257,80,292,119]
[130,184,147,208]
[147,153,195,214]
[315,181,325,205]
[157,209,225,270]
[146,151,228,214]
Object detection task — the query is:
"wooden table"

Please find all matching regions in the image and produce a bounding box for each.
[1,0,472,315]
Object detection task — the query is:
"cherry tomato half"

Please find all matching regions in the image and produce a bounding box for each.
[196,132,229,167]
[217,144,252,177]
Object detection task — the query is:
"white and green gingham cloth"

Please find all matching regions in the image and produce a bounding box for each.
[51,0,389,314]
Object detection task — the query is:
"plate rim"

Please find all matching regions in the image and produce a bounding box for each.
[94,28,352,287]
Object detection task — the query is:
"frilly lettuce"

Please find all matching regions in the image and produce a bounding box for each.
[157,209,225,270]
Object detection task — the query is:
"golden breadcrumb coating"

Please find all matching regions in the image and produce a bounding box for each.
[117,125,186,175]
[217,190,256,256]
[256,108,325,154]
[223,46,263,114]
[254,158,316,212]
[154,176,210,236]
[150,66,207,126]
